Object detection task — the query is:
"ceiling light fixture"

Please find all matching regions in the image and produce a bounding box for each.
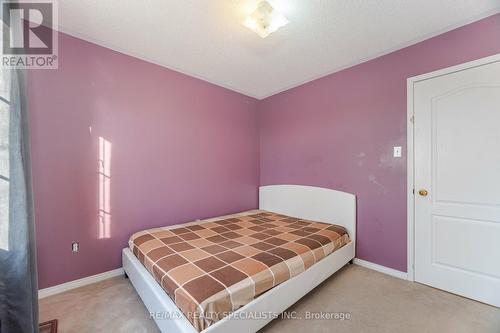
[243,1,289,38]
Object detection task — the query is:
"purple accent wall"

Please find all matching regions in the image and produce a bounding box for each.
[29,33,260,289]
[29,14,500,288]
[258,14,500,272]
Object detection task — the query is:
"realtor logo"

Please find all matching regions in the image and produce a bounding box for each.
[1,0,58,69]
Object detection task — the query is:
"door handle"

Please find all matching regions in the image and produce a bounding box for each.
[418,189,428,197]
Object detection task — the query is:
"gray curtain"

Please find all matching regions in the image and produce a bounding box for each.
[0,1,39,331]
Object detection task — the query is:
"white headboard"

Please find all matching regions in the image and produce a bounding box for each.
[259,185,356,243]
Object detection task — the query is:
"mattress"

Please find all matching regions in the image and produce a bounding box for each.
[129,210,350,331]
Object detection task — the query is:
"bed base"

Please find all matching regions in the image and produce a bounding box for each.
[123,242,354,333]
[123,185,356,333]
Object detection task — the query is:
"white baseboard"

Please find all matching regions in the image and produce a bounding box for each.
[353,258,408,280]
[37,259,406,299]
[38,268,124,299]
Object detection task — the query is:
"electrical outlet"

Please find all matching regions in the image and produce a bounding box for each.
[393,146,402,158]
[72,241,79,253]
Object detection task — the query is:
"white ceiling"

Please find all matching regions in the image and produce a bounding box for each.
[59,1,500,99]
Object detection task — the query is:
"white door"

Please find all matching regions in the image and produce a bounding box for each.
[414,58,500,307]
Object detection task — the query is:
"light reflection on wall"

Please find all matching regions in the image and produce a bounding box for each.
[98,137,111,239]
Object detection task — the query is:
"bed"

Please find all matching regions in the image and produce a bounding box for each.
[122,185,356,333]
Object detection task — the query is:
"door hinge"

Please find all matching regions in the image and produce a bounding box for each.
[410,115,414,123]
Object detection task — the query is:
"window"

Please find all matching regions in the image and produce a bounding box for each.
[0,69,10,250]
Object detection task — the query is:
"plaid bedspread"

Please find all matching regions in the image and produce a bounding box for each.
[129,210,350,331]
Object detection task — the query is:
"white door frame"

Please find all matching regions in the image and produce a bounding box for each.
[406,53,500,282]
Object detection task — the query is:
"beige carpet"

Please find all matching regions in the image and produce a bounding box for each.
[39,264,500,333]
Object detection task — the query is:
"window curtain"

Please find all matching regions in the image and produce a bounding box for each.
[0,1,39,331]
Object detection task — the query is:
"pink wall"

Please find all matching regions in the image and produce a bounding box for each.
[30,14,500,288]
[258,14,500,272]
[29,33,259,289]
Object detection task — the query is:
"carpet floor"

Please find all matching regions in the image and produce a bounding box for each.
[39,264,500,333]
